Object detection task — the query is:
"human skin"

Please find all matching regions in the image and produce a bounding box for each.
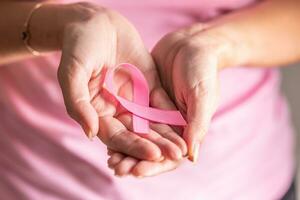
[108,0,300,177]
[1,0,300,178]
[0,2,187,163]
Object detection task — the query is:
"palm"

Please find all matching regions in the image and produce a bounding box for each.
[102,60,187,177]
[88,66,186,161]
[107,26,222,178]
[105,83,186,177]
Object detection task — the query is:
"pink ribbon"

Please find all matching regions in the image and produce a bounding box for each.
[104,63,186,134]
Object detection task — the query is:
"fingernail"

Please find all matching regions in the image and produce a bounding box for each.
[158,156,165,162]
[193,142,200,163]
[114,172,127,178]
[87,130,94,141]
[115,174,122,178]
[188,142,200,163]
[81,124,94,141]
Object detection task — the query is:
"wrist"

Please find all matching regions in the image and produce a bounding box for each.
[202,25,249,70]
[29,2,108,53]
[29,3,66,53]
[184,24,236,72]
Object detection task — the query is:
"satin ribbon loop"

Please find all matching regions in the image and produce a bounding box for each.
[104,63,186,134]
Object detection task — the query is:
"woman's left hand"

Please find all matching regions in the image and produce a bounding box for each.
[151,24,226,162]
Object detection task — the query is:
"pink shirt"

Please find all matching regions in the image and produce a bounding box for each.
[0,0,295,199]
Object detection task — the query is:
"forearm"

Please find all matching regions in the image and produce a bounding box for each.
[206,0,300,69]
[0,2,96,64]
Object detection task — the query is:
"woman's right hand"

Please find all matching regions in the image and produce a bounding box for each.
[56,3,186,161]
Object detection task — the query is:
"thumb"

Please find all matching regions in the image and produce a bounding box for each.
[183,82,218,163]
[57,55,99,139]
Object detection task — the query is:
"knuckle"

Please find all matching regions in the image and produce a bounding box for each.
[127,137,142,152]
[180,36,215,58]
[65,99,87,123]
[106,129,126,147]
[181,38,201,54]
[132,167,143,177]
[189,83,208,99]
[114,165,124,175]
[190,78,217,99]
[65,105,78,121]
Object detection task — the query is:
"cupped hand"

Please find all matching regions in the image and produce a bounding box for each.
[152,24,231,162]
[106,90,185,177]
[57,3,186,161]
[106,24,232,177]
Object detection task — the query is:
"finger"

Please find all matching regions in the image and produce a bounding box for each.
[98,116,162,161]
[107,152,125,169]
[149,128,186,157]
[107,148,116,156]
[184,81,218,163]
[150,87,188,156]
[140,131,182,160]
[91,90,117,117]
[114,156,139,177]
[57,55,99,139]
[117,113,182,160]
[131,159,182,177]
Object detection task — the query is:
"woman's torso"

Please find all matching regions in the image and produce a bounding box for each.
[0,0,295,199]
